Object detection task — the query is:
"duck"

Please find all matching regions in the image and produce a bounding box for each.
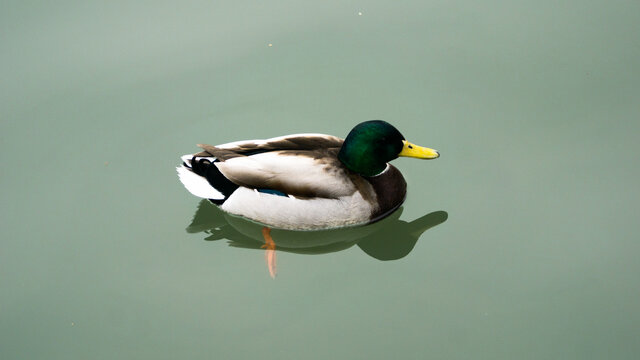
[177,120,439,230]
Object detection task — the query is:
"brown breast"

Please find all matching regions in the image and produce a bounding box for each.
[366,165,407,222]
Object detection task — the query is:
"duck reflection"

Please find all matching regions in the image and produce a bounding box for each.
[186,200,447,277]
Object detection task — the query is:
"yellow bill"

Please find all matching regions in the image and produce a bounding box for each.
[399,140,440,159]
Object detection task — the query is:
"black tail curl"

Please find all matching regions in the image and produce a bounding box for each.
[190,156,239,204]
[190,156,211,177]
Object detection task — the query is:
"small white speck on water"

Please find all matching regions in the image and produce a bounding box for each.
[71,322,75,326]
[268,43,273,47]
[358,11,363,16]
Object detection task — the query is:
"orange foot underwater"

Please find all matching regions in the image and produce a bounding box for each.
[261,227,277,278]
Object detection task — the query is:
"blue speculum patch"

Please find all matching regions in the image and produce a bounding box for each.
[257,189,288,197]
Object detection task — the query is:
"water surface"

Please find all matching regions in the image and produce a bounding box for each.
[1,1,639,359]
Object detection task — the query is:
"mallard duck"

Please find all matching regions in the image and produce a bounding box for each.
[177,120,439,230]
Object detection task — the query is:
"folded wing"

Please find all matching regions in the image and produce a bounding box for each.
[194,134,355,199]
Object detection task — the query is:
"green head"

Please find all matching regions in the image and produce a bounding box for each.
[338,120,439,176]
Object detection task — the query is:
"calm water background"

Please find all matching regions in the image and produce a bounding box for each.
[2,1,639,359]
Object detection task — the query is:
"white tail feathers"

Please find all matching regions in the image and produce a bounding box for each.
[176,165,224,199]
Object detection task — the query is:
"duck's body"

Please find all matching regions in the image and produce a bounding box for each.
[177,121,439,230]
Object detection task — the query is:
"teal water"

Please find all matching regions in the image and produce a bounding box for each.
[2,1,639,359]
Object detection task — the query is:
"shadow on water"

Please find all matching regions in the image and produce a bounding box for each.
[186,200,448,276]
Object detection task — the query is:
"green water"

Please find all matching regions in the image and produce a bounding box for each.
[2,1,639,359]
